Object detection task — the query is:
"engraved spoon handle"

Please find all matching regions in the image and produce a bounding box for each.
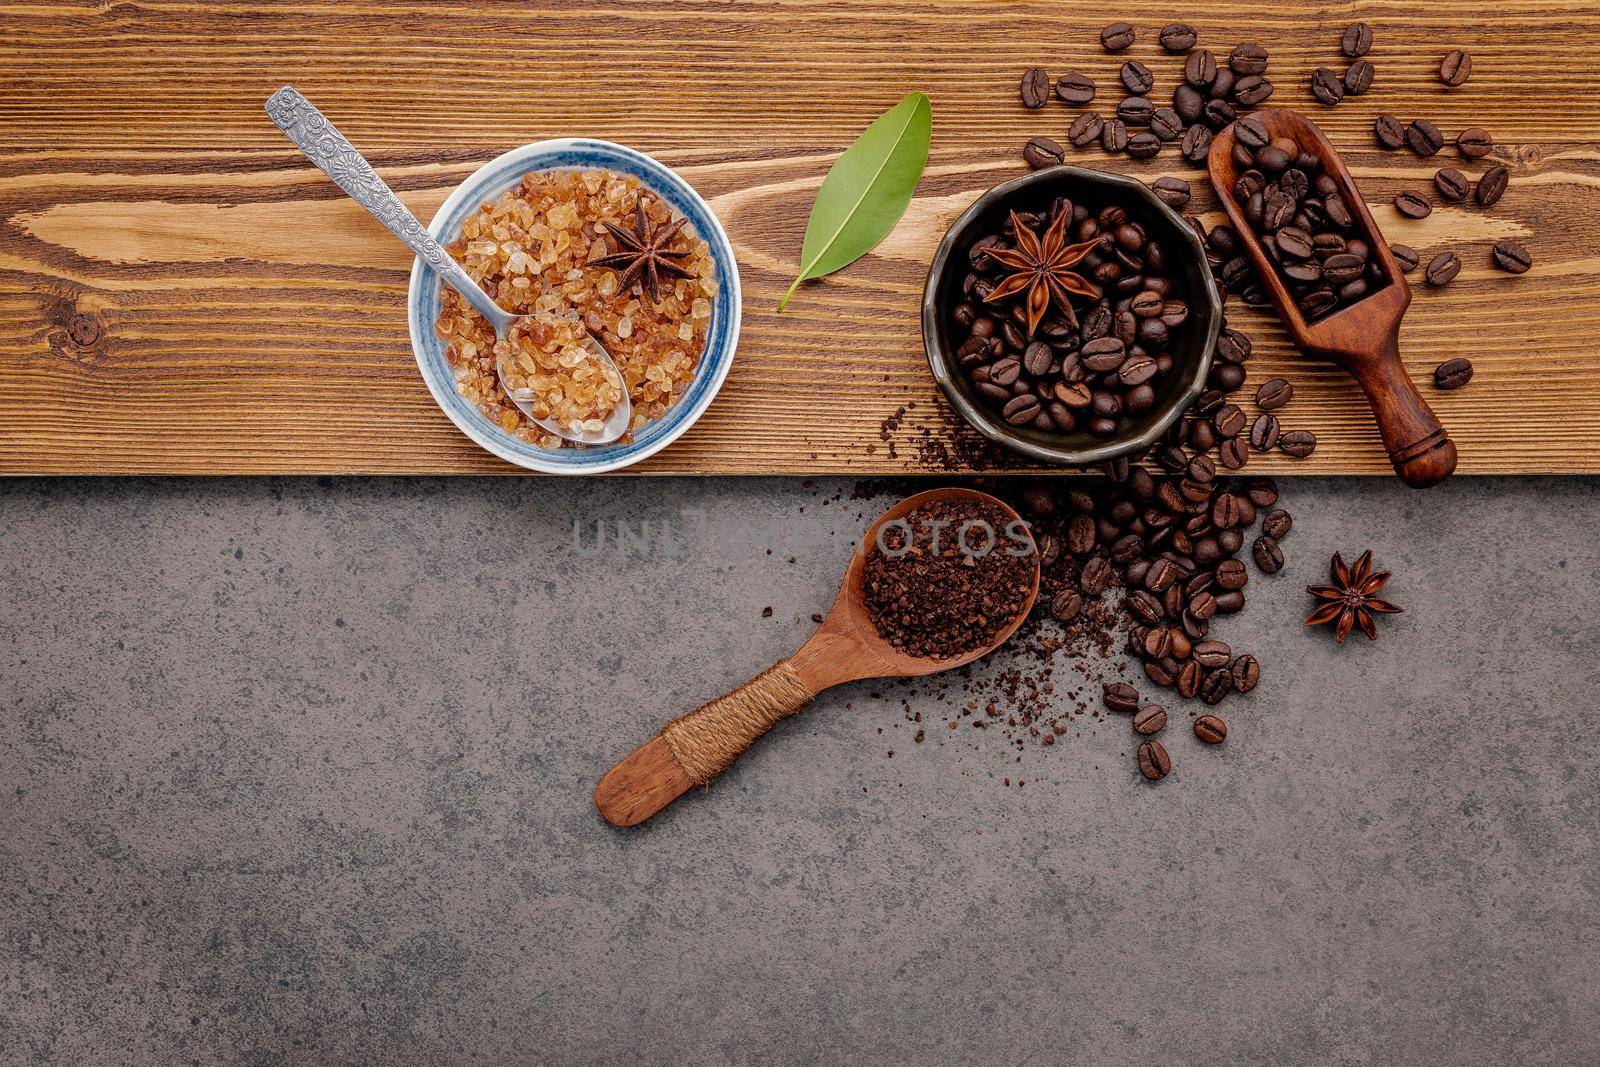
[264,86,510,329]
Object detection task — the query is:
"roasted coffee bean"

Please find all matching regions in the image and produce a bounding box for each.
[1126,131,1162,160]
[1120,59,1155,95]
[1100,22,1136,52]
[1234,75,1274,106]
[1431,167,1469,202]
[1204,98,1236,129]
[1119,355,1159,387]
[1051,588,1084,622]
[1310,66,1344,106]
[1424,251,1461,287]
[1230,654,1260,693]
[1127,589,1164,626]
[1065,513,1097,554]
[1219,437,1250,470]
[1210,67,1236,99]
[1255,377,1293,411]
[1174,83,1206,126]
[1213,403,1245,438]
[1341,22,1373,58]
[1190,641,1229,669]
[1256,509,1289,541]
[1020,67,1051,109]
[1146,557,1179,592]
[1151,176,1192,209]
[1104,681,1140,713]
[1477,164,1510,207]
[1393,190,1432,219]
[1176,659,1203,698]
[1278,429,1316,458]
[1146,658,1177,687]
[1252,535,1284,573]
[1232,118,1268,152]
[1023,136,1066,169]
[1117,96,1154,126]
[1456,127,1493,159]
[1216,327,1252,363]
[1390,243,1420,273]
[1159,23,1198,52]
[1343,59,1374,96]
[1022,341,1054,377]
[1211,560,1247,593]
[1248,412,1281,452]
[1184,49,1218,89]
[1069,112,1105,147]
[1439,49,1472,87]
[1080,555,1114,595]
[1245,476,1278,507]
[1210,362,1246,392]
[1493,240,1532,274]
[1201,669,1232,705]
[1406,119,1444,157]
[1101,117,1129,152]
[1133,703,1168,735]
[1188,591,1218,622]
[1434,357,1474,390]
[1137,740,1172,780]
[1056,72,1097,105]
[1080,337,1127,372]
[1194,714,1228,743]
[1373,114,1405,150]
[1230,43,1268,75]
[1150,108,1184,141]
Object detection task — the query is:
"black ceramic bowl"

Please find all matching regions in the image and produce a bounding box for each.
[922,166,1223,466]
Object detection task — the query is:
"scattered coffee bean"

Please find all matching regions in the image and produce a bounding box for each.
[1230,43,1269,75]
[1020,68,1051,109]
[1194,715,1228,743]
[1341,22,1373,58]
[1425,250,1461,286]
[1100,22,1135,52]
[1253,535,1284,572]
[1219,437,1250,470]
[1121,60,1155,95]
[1069,112,1105,147]
[1133,704,1168,735]
[1434,357,1473,389]
[1152,176,1192,208]
[1394,190,1432,219]
[1261,508,1292,539]
[1456,128,1493,159]
[1390,244,1419,273]
[1434,167,1470,201]
[1406,119,1444,157]
[1492,239,1531,274]
[1055,72,1097,105]
[1023,136,1065,169]
[1234,75,1275,105]
[1344,60,1374,96]
[1137,740,1172,780]
[1181,124,1212,162]
[1117,96,1154,126]
[1185,49,1218,88]
[1230,654,1260,693]
[1104,681,1140,713]
[1214,403,1245,438]
[1102,117,1128,152]
[1310,66,1344,105]
[1477,164,1509,207]
[1439,49,1472,87]
[1150,108,1184,141]
[1249,413,1281,451]
[1201,669,1232,705]
[1127,131,1162,159]
[1279,430,1316,458]
[1255,377,1293,410]
[1373,115,1405,149]
[1160,23,1198,52]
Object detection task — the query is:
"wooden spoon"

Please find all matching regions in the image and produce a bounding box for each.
[1207,108,1457,488]
[594,487,1041,826]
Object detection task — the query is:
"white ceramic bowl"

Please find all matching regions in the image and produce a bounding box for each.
[407,139,741,473]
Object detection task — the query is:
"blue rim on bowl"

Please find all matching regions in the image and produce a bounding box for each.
[406,138,741,474]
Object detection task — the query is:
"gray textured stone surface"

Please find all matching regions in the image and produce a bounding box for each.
[3,476,1598,1066]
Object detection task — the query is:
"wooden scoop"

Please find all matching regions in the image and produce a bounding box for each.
[1208,108,1457,488]
[595,487,1041,827]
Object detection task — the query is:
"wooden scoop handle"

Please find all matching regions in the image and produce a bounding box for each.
[1351,335,1458,488]
[595,659,816,826]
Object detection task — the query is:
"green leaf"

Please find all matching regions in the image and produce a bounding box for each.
[777,91,932,311]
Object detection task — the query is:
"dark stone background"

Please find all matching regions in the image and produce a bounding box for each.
[3,477,1597,1064]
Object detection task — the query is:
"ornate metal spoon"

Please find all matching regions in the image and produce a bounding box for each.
[265,86,631,446]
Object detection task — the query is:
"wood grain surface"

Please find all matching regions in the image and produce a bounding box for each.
[3,1,1598,475]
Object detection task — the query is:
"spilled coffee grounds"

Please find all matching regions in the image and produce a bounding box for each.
[861,499,1035,659]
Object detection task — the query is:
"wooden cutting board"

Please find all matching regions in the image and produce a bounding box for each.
[3,1,1597,475]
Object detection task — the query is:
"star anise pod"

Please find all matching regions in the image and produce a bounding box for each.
[1306,549,1402,642]
[981,209,1102,334]
[591,202,695,303]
